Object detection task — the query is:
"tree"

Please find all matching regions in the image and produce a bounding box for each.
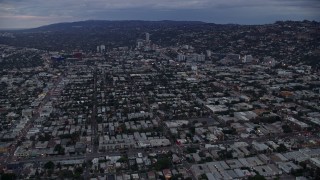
[99,168,104,174]
[0,173,16,180]
[218,150,233,160]
[205,157,213,162]
[199,174,208,180]
[130,164,139,171]
[119,124,127,133]
[35,169,39,177]
[282,125,292,133]
[186,147,197,153]
[47,169,54,177]
[117,156,128,163]
[58,169,74,179]
[199,151,205,157]
[291,168,304,177]
[54,144,65,155]
[56,162,62,170]
[189,126,195,134]
[248,174,266,180]
[74,167,83,177]
[171,174,183,180]
[30,136,36,141]
[44,161,55,170]
[277,144,288,153]
[155,157,171,170]
[181,124,187,128]
[222,128,237,135]
[39,133,51,141]
[192,120,199,124]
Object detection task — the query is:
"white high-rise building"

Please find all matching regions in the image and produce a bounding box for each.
[243,55,253,63]
[206,50,212,57]
[177,54,186,61]
[137,40,143,48]
[146,33,150,42]
[197,54,205,62]
[97,46,100,53]
[263,56,277,67]
[100,45,106,52]
[183,45,189,49]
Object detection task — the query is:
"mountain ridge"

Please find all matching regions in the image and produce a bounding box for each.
[20,20,209,32]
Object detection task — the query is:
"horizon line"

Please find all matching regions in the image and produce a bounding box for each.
[1,19,319,30]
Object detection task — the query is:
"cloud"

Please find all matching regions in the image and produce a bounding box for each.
[0,0,319,28]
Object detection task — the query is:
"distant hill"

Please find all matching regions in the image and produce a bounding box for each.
[0,20,219,51]
[22,20,208,32]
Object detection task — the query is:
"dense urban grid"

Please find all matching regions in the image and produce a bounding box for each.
[0,20,320,180]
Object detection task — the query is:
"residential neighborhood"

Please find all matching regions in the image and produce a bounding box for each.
[0,20,320,180]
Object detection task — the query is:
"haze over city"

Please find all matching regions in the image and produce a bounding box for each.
[0,0,320,28]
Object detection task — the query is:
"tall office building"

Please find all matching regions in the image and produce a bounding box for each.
[100,45,106,52]
[206,50,212,57]
[137,40,143,48]
[197,54,206,62]
[243,55,253,63]
[177,54,186,61]
[146,33,150,42]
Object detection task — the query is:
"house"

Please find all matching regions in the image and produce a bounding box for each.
[35,141,48,149]
[13,146,30,157]
[190,164,210,178]
[258,154,271,164]
[230,123,246,133]
[149,139,171,147]
[253,165,276,177]
[147,171,156,180]
[277,161,301,173]
[162,169,172,179]
[286,117,310,130]
[0,142,10,154]
[131,173,139,180]
[205,173,218,180]
[40,107,53,117]
[225,159,243,169]
[22,109,33,118]
[309,157,320,168]
[172,154,180,163]
[192,153,201,162]
[252,141,269,152]
[75,142,86,154]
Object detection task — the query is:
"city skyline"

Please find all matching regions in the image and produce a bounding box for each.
[0,0,320,29]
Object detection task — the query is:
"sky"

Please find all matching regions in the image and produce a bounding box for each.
[0,0,319,29]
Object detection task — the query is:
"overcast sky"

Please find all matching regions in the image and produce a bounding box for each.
[0,0,319,29]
